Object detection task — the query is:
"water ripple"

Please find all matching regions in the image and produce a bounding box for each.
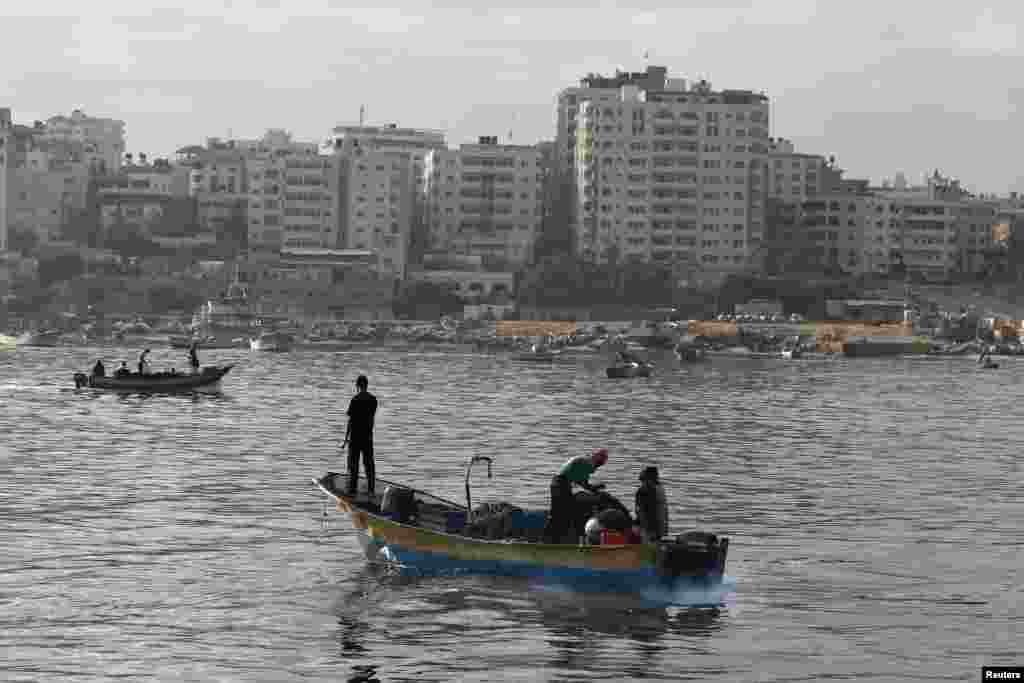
[1,347,1022,681]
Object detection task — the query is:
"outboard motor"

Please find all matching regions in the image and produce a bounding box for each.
[655,531,729,585]
[73,373,89,389]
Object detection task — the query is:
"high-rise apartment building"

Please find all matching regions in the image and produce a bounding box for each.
[556,66,671,177]
[423,136,542,268]
[323,124,446,279]
[571,78,770,284]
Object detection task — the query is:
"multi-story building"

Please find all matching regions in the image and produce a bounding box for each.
[236,248,393,322]
[178,130,339,252]
[36,109,125,174]
[177,139,249,244]
[1,108,97,248]
[786,171,1001,278]
[423,136,542,268]
[765,137,840,203]
[93,157,191,237]
[323,124,446,279]
[556,66,672,177]
[571,77,770,284]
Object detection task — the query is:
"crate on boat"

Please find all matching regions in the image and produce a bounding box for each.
[600,529,627,545]
[445,511,468,533]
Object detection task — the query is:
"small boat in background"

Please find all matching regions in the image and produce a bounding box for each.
[675,343,707,362]
[15,329,62,347]
[73,365,233,392]
[606,362,653,379]
[512,342,559,362]
[250,330,292,352]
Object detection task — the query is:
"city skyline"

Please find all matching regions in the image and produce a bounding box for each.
[3,2,1023,193]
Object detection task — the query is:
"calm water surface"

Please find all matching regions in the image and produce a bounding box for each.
[1,346,1021,682]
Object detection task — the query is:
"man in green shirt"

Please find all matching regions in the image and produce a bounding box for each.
[543,448,608,543]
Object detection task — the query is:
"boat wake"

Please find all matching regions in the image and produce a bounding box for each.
[529,574,736,608]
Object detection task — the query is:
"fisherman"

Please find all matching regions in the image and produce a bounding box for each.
[634,466,669,543]
[115,362,131,377]
[138,348,152,375]
[343,375,378,498]
[543,448,608,543]
[188,342,200,374]
[978,344,993,366]
[92,359,105,377]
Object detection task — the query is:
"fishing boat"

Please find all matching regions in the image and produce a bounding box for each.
[15,329,63,347]
[511,343,559,362]
[606,362,652,378]
[249,330,292,352]
[675,343,707,362]
[73,365,233,392]
[312,457,729,597]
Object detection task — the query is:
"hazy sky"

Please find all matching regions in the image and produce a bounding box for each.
[3,1,1022,192]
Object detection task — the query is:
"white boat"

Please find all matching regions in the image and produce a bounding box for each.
[250,330,293,352]
[15,329,63,347]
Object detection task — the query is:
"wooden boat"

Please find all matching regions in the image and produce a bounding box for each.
[675,345,707,362]
[312,458,729,597]
[15,330,62,347]
[511,345,559,362]
[73,365,233,392]
[606,362,652,378]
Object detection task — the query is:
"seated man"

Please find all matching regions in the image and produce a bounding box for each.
[634,466,669,542]
[115,362,131,377]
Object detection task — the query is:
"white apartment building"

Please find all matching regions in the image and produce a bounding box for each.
[423,136,542,267]
[37,109,125,174]
[572,79,770,284]
[334,150,411,278]
[556,66,671,176]
[323,124,447,280]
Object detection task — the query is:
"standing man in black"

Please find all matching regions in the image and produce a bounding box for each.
[343,375,378,498]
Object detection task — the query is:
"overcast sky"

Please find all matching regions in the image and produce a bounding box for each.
[3,1,1022,192]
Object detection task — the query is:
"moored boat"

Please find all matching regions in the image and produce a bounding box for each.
[249,330,292,352]
[15,329,63,347]
[606,362,653,378]
[675,343,707,362]
[73,365,233,392]
[312,464,729,598]
[511,343,559,362]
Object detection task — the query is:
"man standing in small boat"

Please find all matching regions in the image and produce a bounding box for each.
[343,375,378,498]
[188,342,200,374]
[543,448,608,543]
